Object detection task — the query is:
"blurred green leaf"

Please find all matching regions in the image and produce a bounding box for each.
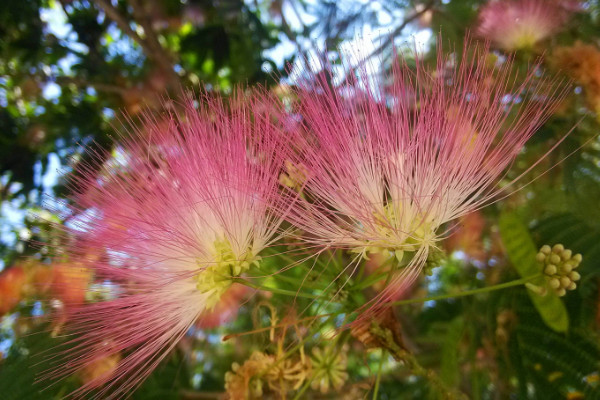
[439,317,464,387]
[499,212,569,333]
[511,290,600,399]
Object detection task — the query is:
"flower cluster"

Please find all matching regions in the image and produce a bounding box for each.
[477,0,578,51]
[46,92,286,398]
[280,42,566,312]
[45,37,570,398]
[225,351,310,400]
[554,41,600,116]
[223,346,350,399]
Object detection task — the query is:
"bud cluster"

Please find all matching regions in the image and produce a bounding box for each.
[536,244,582,297]
[225,350,311,399]
[310,347,349,394]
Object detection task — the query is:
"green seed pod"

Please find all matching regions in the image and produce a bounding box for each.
[556,288,566,297]
[549,254,561,264]
[560,276,571,288]
[568,282,577,291]
[552,244,565,253]
[540,245,552,255]
[572,254,583,263]
[562,264,573,273]
[561,249,572,261]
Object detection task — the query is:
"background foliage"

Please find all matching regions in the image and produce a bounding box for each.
[1,0,600,399]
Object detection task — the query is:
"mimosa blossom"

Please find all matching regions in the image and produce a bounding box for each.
[280,43,567,307]
[554,41,600,115]
[477,0,575,51]
[46,92,285,398]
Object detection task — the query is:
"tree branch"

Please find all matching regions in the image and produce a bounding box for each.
[93,0,152,55]
[93,0,180,89]
[56,76,128,95]
[179,390,223,400]
[339,0,438,85]
[127,0,179,85]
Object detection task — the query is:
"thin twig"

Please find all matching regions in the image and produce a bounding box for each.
[339,0,438,86]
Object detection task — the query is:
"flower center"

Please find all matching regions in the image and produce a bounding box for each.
[196,238,260,309]
[511,27,541,50]
[354,203,436,262]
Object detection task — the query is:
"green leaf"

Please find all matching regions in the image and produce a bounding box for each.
[511,290,600,399]
[0,326,78,400]
[439,317,464,387]
[499,213,569,332]
[532,213,600,280]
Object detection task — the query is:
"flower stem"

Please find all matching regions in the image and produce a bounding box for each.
[390,274,541,307]
[234,278,322,299]
[292,379,312,400]
[372,348,386,400]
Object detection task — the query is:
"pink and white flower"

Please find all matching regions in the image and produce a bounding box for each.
[477,0,577,51]
[280,42,567,310]
[46,91,285,398]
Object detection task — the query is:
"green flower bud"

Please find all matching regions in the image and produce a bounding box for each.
[526,283,547,296]
[395,249,405,263]
[569,271,581,281]
[544,264,557,275]
[561,249,572,261]
[565,259,577,267]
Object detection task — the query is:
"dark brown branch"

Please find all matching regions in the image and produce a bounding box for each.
[93,0,153,55]
[56,76,128,95]
[93,0,180,89]
[127,0,180,85]
[179,390,224,400]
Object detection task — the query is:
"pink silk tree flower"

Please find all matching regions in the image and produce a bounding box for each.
[476,0,576,51]
[279,42,568,311]
[44,91,286,398]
